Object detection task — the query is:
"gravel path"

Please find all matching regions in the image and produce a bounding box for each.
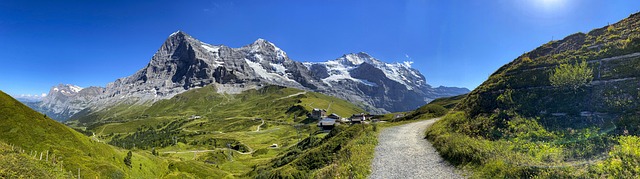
[370,118,463,179]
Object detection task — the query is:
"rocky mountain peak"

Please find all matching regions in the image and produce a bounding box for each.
[243,38,288,63]
[339,52,379,66]
[35,30,469,121]
[169,30,187,37]
[49,84,83,96]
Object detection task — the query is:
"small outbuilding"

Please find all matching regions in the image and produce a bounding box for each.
[310,108,327,120]
[317,118,337,131]
[327,113,341,119]
[350,113,367,124]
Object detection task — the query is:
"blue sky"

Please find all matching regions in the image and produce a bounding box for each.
[1,0,640,97]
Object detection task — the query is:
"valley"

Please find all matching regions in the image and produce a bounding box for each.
[2,27,466,178]
[5,1,640,178]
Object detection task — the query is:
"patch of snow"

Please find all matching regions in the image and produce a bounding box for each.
[402,61,413,68]
[68,85,83,93]
[245,58,297,83]
[169,31,181,37]
[359,79,378,87]
[271,63,287,75]
[302,62,313,69]
[53,88,59,92]
[201,44,219,53]
[344,54,365,65]
[254,54,264,62]
[274,46,287,60]
[317,61,378,87]
[312,53,425,90]
[200,43,225,67]
[212,61,224,68]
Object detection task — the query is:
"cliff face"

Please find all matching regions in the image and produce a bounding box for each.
[33,84,104,121]
[37,31,469,121]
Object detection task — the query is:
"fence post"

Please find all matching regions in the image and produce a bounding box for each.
[46,150,49,161]
[40,152,43,160]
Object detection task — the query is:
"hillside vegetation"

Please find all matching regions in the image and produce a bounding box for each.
[61,85,367,177]
[249,124,378,178]
[0,91,177,178]
[70,85,363,127]
[427,12,640,178]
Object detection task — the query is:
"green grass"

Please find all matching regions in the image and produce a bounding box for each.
[59,85,368,177]
[0,90,180,178]
[427,94,467,109]
[425,111,636,178]
[0,90,241,178]
[249,124,379,178]
[73,85,365,128]
[0,141,67,178]
[424,12,640,178]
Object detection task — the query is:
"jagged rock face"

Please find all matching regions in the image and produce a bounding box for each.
[96,32,324,108]
[306,52,469,113]
[37,31,469,120]
[34,84,104,121]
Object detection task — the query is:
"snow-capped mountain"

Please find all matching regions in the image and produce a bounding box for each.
[305,52,468,112]
[35,31,468,121]
[91,31,322,107]
[305,52,427,90]
[30,84,105,121]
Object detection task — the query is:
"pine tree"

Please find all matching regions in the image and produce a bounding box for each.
[124,151,132,168]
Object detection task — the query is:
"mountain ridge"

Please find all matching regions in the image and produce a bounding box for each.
[32,31,469,121]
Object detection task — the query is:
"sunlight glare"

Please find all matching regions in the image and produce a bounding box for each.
[532,0,567,13]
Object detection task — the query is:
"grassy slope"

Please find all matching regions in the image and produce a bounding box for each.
[0,141,67,178]
[0,90,197,178]
[248,97,454,178]
[249,124,378,178]
[73,85,364,129]
[426,13,640,178]
[65,85,366,177]
[427,94,467,110]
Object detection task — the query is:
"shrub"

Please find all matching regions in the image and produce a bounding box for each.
[549,60,593,90]
[124,151,132,168]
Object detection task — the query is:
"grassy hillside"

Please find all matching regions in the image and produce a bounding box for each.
[249,124,378,178]
[0,141,67,178]
[71,85,364,127]
[62,85,366,177]
[0,90,246,178]
[0,90,178,178]
[426,12,640,178]
[428,94,466,110]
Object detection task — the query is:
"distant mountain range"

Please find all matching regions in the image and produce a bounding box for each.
[25,31,468,121]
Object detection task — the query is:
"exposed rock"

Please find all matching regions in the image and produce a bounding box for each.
[37,31,469,121]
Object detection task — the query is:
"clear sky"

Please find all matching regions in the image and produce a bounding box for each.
[1,0,640,97]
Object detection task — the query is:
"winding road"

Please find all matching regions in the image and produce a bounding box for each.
[370,118,463,179]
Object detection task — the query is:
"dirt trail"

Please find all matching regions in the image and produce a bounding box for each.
[370,118,462,179]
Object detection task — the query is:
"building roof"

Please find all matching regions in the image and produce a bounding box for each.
[327,113,341,119]
[318,118,336,126]
[313,108,327,112]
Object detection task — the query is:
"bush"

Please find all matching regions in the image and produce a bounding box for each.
[549,60,593,90]
[124,151,132,168]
